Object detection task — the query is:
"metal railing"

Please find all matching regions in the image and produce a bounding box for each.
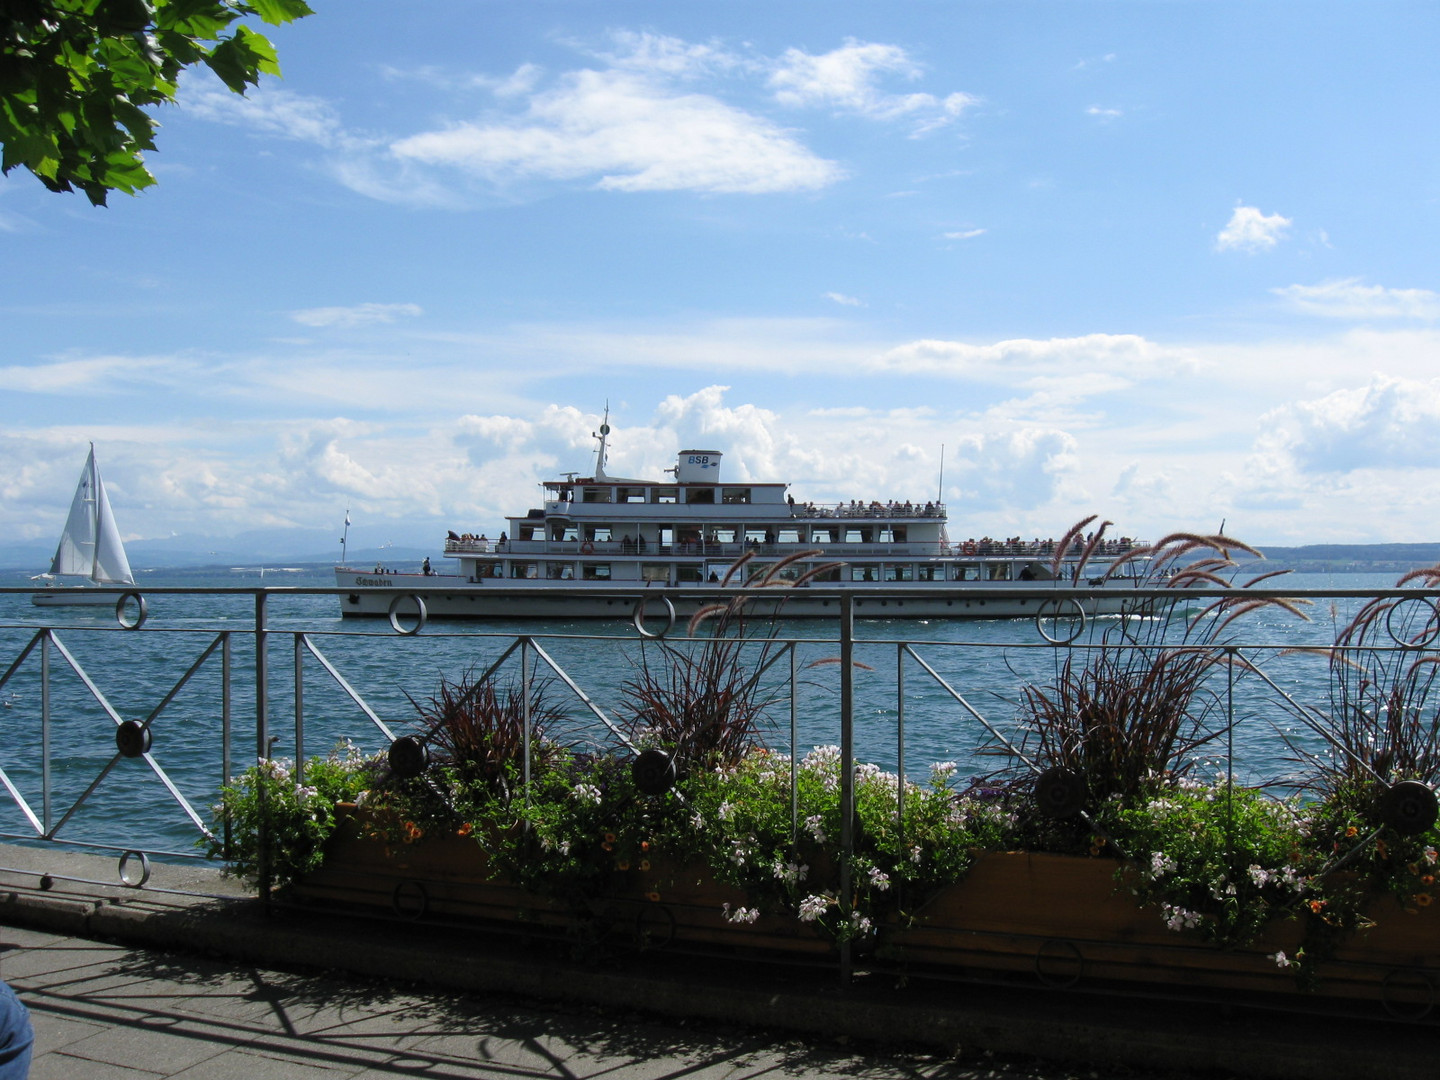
[0,581,1435,902]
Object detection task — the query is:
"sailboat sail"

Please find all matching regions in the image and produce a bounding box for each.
[49,445,133,585]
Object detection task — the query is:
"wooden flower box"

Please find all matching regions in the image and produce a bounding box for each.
[293,806,831,958]
[877,852,1440,1013]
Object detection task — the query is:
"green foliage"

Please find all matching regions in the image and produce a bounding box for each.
[1,0,312,204]
[205,741,371,893]
[672,747,1009,941]
[1105,780,1313,948]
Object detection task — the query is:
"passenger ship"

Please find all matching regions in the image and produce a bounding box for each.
[336,420,1149,621]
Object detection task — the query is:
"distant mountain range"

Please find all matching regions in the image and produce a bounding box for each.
[1233,543,1440,575]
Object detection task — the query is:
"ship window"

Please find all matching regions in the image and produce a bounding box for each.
[711,528,736,544]
[987,563,1012,581]
[917,564,944,581]
[722,487,752,504]
[950,563,981,582]
[879,526,908,543]
[777,528,801,544]
[554,525,579,542]
[810,528,831,543]
[582,486,612,503]
[586,527,612,542]
[845,528,872,543]
[511,562,539,579]
[883,564,914,582]
[850,565,878,582]
[545,562,573,580]
[518,524,541,541]
[675,564,703,582]
[654,487,677,504]
[641,563,670,582]
[685,487,715,504]
[582,563,611,581]
[618,486,647,503]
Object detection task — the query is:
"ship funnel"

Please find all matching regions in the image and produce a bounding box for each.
[675,450,722,483]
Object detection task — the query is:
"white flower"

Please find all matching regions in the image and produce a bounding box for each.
[909,845,923,865]
[573,784,602,805]
[1247,864,1270,887]
[1271,951,1291,968]
[718,800,735,821]
[798,894,831,922]
[803,814,827,843]
[773,859,809,886]
[930,760,958,785]
[1149,852,1177,878]
[722,903,760,925]
[867,867,891,892]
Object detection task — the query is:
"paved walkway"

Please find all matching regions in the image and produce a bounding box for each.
[4,922,1080,1080]
[0,842,1437,1080]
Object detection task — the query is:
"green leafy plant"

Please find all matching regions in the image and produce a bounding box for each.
[205,741,372,893]
[2,0,313,204]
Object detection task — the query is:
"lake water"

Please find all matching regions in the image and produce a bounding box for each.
[0,568,1418,859]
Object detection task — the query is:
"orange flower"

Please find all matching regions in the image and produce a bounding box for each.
[456,822,473,837]
[604,832,617,844]
[640,859,651,872]
[617,859,631,871]
[646,891,661,902]
[641,840,651,852]
[1377,839,1390,859]
[1308,899,1326,914]
[1416,893,1433,907]
[1344,826,1358,838]
[602,841,613,852]
[1423,875,1435,886]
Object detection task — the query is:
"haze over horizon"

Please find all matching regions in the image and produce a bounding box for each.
[5,2,1439,553]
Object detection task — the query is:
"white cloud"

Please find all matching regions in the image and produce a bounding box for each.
[875,333,1194,382]
[824,292,864,307]
[1253,374,1440,474]
[179,76,361,151]
[1273,279,1440,321]
[290,303,424,329]
[944,228,986,240]
[1086,105,1122,120]
[1215,204,1292,253]
[768,40,977,134]
[392,68,842,195]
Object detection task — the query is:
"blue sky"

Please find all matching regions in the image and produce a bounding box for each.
[4,1,1440,555]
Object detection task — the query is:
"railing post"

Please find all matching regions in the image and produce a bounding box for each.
[222,631,233,859]
[255,590,271,902]
[839,592,854,982]
[294,632,305,786]
[896,641,906,845]
[41,631,51,837]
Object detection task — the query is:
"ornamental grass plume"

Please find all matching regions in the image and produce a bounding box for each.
[403,669,569,800]
[1288,564,1440,803]
[621,549,839,770]
[1009,528,1309,813]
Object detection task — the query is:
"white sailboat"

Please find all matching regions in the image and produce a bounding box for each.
[32,444,135,607]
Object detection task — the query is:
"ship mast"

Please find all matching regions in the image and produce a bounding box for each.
[592,403,611,481]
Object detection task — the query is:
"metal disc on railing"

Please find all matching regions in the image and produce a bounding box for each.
[1035,597,1085,645]
[387,593,427,635]
[1384,597,1440,651]
[387,736,429,778]
[632,596,676,640]
[1034,766,1087,819]
[632,748,677,795]
[1034,937,1085,988]
[634,901,677,951]
[391,879,429,920]
[1381,967,1435,1020]
[1380,780,1438,835]
[118,850,151,888]
[115,592,147,630]
[115,720,152,758]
